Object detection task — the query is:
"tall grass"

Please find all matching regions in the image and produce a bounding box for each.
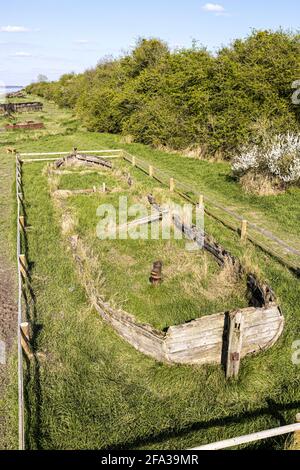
[0,105,299,450]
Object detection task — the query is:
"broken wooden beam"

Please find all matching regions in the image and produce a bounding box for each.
[118,211,167,234]
[76,154,113,169]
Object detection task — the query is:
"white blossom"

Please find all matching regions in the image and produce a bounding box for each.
[232,133,300,185]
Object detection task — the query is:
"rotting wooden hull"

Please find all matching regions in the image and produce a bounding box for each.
[91,293,284,366]
[50,165,285,368]
[164,305,284,365]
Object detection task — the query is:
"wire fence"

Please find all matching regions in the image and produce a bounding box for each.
[123,151,300,275]
[14,149,300,450]
[16,154,25,450]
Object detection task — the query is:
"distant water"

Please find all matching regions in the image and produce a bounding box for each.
[0,85,24,96]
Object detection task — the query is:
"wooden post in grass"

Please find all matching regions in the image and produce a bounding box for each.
[199,195,204,207]
[149,165,154,178]
[226,311,244,379]
[132,156,136,167]
[170,178,175,192]
[241,220,248,241]
[19,255,27,279]
[19,216,25,231]
[20,322,33,359]
[102,182,106,193]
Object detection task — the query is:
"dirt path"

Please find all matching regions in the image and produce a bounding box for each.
[0,154,17,448]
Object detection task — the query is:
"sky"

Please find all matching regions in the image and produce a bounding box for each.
[0,0,299,86]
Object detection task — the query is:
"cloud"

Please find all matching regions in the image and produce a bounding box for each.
[13,51,33,57]
[202,3,225,13]
[0,25,31,33]
[74,39,89,44]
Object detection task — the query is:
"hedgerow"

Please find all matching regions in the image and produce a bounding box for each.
[26,31,300,158]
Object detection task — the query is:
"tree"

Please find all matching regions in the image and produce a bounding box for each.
[37,74,49,83]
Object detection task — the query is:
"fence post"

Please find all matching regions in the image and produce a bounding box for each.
[20,322,33,359]
[226,311,244,379]
[241,220,248,241]
[19,255,27,279]
[132,156,136,167]
[170,178,175,192]
[199,195,204,207]
[19,216,25,230]
[149,165,154,178]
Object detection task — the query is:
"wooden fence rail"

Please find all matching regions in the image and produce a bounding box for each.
[190,420,300,450]
[15,154,25,450]
[123,151,300,275]
[14,148,298,451]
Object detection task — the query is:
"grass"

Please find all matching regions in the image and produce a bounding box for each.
[0,151,18,450]
[0,93,77,147]
[21,161,300,450]
[52,160,248,331]
[0,98,299,450]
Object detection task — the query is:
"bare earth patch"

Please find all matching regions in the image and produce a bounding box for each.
[0,256,17,445]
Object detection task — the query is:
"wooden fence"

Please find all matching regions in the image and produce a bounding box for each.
[15,149,296,450]
[15,155,25,450]
[190,416,300,450]
[123,151,300,276]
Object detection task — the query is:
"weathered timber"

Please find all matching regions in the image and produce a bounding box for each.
[53,189,100,198]
[226,311,244,378]
[150,261,163,285]
[76,154,113,168]
[0,102,43,114]
[241,220,248,241]
[6,90,25,99]
[67,235,284,367]
[5,121,44,131]
[52,191,284,369]
[117,212,166,234]
[55,153,113,169]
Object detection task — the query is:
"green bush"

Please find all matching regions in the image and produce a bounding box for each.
[26,31,300,158]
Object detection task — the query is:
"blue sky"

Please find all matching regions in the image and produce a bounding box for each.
[0,0,299,85]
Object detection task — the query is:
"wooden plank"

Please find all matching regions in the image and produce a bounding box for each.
[190,423,300,451]
[226,311,244,379]
[117,211,168,233]
[20,149,122,157]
